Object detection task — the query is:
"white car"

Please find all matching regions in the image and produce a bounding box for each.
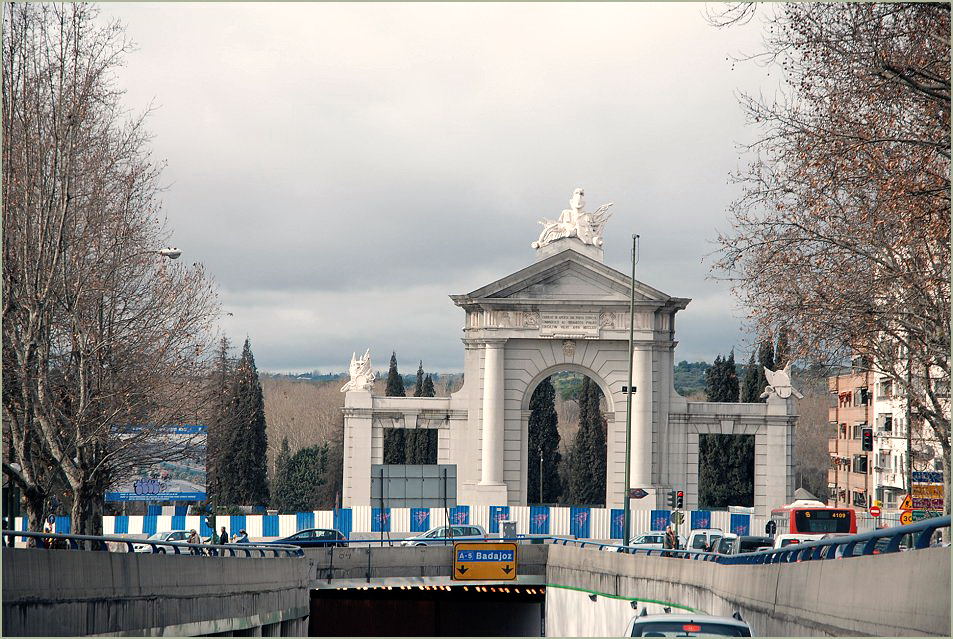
[132,530,191,553]
[614,532,687,552]
[686,528,724,552]
[624,612,753,637]
[773,533,824,549]
[400,525,487,546]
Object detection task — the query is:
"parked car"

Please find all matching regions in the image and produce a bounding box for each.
[132,530,191,553]
[686,529,724,552]
[400,525,487,546]
[624,612,753,637]
[266,528,347,548]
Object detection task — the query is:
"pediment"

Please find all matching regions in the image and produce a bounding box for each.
[453,248,680,307]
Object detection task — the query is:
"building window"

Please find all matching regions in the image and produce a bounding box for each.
[878,380,893,399]
[852,491,868,508]
[876,414,892,433]
[852,455,868,474]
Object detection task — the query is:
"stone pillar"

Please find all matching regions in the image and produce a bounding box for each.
[474,339,508,504]
[480,339,505,485]
[630,344,654,488]
[343,390,373,507]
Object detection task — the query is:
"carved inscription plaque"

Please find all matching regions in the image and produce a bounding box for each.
[540,312,599,338]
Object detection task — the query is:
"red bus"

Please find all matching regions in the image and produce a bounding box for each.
[768,499,857,537]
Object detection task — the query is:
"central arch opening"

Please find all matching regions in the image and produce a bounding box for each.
[525,370,610,507]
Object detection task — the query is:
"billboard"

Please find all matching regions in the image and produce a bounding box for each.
[105,424,207,502]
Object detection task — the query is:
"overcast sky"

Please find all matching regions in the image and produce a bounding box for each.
[99,2,775,373]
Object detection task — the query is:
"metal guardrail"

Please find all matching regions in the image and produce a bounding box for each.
[2,530,304,557]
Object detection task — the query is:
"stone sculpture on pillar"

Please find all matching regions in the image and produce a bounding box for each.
[341,349,375,392]
[759,363,804,400]
[532,188,614,249]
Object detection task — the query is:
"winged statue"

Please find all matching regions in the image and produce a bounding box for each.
[532,188,614,249]
[341,349,375,392]
[759,363,804,400]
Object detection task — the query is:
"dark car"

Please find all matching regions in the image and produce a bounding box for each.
[267,528,347,547]
[735,535,775,554]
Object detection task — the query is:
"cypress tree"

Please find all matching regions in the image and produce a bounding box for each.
[414,361,424,397]
[527,377,562,504]
[421,374,435,397]
[775,329,790,369]
[724,351,740,402]
[740,351,761,402]
[705,354,726,401]
[272,437,292,512]
[567,377,592,504]
[227,338,269,506]
[383,352,406,463]
[207,336,233,507]
[756,338,775,403]
[584,380,606,505]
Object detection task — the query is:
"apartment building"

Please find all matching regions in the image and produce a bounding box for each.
[828,369,876,509]
[829,364,946,511]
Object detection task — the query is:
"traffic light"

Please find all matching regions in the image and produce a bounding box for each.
[676,491,684,509]
[667,490,677,509]
[862,427,873,451]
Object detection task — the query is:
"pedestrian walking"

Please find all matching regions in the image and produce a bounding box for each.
[219,526,229,545]
[187,529,200,555]
[43,515,55,549]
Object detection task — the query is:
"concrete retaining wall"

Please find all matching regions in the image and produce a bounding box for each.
[545,545,951,637]
[2,548,310,636]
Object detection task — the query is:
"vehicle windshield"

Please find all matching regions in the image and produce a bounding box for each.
[147,532,168,541]
[631,621,751,637]
[634,535,663,544]
[793,509,852,533]
[738,538,772,553]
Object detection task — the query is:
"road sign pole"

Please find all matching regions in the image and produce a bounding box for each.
[622,234,638,547]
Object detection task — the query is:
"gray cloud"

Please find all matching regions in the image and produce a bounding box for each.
[100,2,770,372]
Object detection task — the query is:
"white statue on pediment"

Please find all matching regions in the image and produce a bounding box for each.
[341,349,375,392]
[759,363,804,400]
[532,188,614,249]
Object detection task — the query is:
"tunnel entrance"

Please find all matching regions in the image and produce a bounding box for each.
[309,584,545,636]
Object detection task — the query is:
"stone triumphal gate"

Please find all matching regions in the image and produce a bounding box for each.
[342,190,796,515]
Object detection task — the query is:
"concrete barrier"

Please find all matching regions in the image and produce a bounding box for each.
[545,545,951,637]
[2,548,310,636]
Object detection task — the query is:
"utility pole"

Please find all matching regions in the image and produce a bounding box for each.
[539,446,544,505]
[623,234,639,547]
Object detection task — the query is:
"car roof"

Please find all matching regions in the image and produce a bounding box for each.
[739,535,773,541]
[633,614,749,627]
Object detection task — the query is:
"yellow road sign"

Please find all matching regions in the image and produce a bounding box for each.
[453,542,517,581]
[899,494,912,511]
[900,511,913,525]
[912,484,944,498]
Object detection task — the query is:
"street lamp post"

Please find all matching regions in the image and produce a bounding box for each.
[622,234,639,548]
[539,446,544,505]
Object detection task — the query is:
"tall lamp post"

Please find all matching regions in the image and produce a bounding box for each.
[622,234,639,547]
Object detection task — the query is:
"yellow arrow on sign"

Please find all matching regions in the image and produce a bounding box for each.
[452,542,518,581]
[899,494,913,511]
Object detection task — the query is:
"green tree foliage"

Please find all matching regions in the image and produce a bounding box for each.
[271,437,293,511]
[421,374,435,397]
[740,351,761,403]
[527,377,562,504]
[674,361,712,396]
[698,434,755,509]
[705,353,739,402]
[567,378,606,505]
[756,338,775,402]
[207,337,234,507]
[775,330,790,369]
[383,352,406,463]
[271,444,336,513]
[414,361,424,397]
[227,339,270,506]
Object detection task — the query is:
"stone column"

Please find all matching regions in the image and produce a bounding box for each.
[480,339,506,486]
[630,344,654,487]
[342,390,373,507]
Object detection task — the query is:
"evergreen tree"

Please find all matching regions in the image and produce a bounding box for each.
[740,351,761,402]
[567,377,592,504]
[584,380,606,505]
[386,352,405,397]
[271,437,292,512]
[775,329,790,369]
[705,354,726,401]
[383,352,406,463]
[414,361,425,397]
[699,434,755,508]
[527,377,562,504]
[227,338,269,506]
[724,351,740,402]
[207,336,234,507]
[274,444,332,513]
[421,374,435,397]
[756,338,775,403]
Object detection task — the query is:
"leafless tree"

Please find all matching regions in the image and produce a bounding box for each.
[710,3,950,511]
[3,3,220,534]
